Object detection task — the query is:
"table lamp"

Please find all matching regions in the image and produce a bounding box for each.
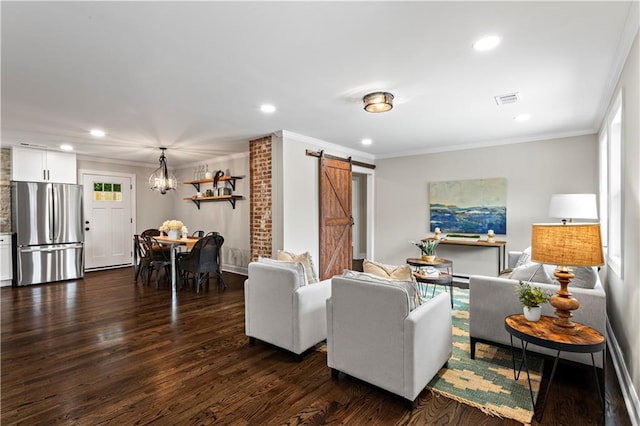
[548,194,598,223]
[530,223,604,332]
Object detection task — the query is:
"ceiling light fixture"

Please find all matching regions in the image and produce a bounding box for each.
[260,104,276,113]
[473,35,501,51]
[90,129,106,137]
[149,147,177,195]
[361,139,372,145]
[363,92,394,113]
[60,144,74,151]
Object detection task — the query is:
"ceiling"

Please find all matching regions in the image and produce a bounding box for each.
[1,1,637,167]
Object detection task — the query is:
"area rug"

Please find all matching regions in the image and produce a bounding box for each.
[424,286,544,425]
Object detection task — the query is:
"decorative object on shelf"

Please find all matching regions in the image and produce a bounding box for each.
[363,91,394,113]
[434,227,442,240]
[160,220,184,240]
[410,238,440,262]
[183,174,244,209]
[149,148,177,194]
[514,281,549,322]
[548,193,598,224]
[181,226,188,239]
[487,229,495,243]
[531,223,604,332]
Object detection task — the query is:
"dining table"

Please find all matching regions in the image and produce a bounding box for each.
[150,235,199,291]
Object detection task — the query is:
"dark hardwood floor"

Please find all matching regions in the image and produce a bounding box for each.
[1,268,630,425]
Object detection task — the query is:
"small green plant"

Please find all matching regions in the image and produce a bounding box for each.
[409,239,440,255]
[514,281,550,308]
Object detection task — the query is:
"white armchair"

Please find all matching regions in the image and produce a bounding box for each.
[327,275,452,407]
[244,261,331,358]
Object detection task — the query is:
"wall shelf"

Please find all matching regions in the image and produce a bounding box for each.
[184,175,243,192]
[183,176,244,210]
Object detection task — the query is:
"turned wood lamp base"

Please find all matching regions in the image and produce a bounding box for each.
[550,269,580,333]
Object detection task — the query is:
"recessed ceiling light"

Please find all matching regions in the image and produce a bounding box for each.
[361,139,372,145]
[514,114,531,122]
[473,35,501,52]
[260,104,276,113]
[90,129,106,137]
[60,144,74,151]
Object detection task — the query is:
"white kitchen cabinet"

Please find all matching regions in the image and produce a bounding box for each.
[11,146,77,184]
[0,234,12,285]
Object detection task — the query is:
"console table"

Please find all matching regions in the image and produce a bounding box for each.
[504,314,605,422]
[428,238,507,276]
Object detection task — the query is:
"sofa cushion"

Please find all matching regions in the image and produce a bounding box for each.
[570,266,598,289]
[510,262,555,284]
[342,270,420,310]
[363,259,413,281]
[514,247,532,268]
[258,256,307,286]
[277,250,318,284]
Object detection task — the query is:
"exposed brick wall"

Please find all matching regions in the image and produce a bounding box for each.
[0,148,12,233]
[249,136,273,260]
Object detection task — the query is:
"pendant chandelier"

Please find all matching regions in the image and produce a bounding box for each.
[149,147,177,194]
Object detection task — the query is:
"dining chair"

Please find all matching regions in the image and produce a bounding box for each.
[177,233,225,292]
[141,228,161,238]
[143,235,172,288]
[191,230,205,238]
[134,234,154,285]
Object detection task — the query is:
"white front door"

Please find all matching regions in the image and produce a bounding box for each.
[82,173,133,269]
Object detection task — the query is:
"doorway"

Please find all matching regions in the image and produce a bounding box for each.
[80,170,136,270]
[352,166,374,262]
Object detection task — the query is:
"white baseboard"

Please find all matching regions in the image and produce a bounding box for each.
[607,319,640,425]
[222,264,248,276]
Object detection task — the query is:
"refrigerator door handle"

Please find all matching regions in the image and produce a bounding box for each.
[20,244,84,253]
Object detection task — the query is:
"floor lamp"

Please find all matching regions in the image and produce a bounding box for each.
[530,223,604,333]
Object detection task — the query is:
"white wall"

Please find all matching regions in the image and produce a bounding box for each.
[602,30,640,416]
[273,131,375,271]
[172,153,250,274]
[373,135,599,272]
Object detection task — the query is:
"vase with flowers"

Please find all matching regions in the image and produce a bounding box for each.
[160,220,184,240]
[410,238,440,262]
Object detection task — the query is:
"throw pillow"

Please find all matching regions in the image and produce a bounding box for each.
[363,259,413,281]
[514,247,532,268]
[510,262,555,284]
[257,256,307,286]
[569,266,598,289]
[277,250,319,284]
[342,269,421,310]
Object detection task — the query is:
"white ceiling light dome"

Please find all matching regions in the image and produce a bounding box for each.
[473,35,501,51]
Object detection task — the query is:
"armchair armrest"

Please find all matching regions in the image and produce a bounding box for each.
[403,292,452,400]
[293,279,331,354]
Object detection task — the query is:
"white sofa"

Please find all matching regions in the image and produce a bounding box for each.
[327,275,452,407]
[469,251,606,368]
[244,261,331,358]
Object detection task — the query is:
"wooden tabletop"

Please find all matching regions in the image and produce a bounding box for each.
[155,235,199,250]
[406,257,452,267]
[505,314,605,353]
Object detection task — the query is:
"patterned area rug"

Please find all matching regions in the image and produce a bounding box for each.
[424,286,544,425]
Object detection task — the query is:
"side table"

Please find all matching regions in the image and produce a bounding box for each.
[504,314,605,422]
[406,257,454,308]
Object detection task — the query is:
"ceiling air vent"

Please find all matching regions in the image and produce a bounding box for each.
[20,142,48,148]
[494,92,520,106]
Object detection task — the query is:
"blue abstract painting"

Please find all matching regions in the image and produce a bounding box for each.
[429,178,507,234]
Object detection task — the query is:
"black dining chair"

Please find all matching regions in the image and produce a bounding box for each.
[141,228,161,238]
[143,235,172,288]
[191,230,205,238]
[177,233,225,293]
[134,234,154,285]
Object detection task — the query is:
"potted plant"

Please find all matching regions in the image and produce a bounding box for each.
[410,239,440,262]
[514,281,550,322]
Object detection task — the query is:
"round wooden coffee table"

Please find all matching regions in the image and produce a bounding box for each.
[406,257,453,307]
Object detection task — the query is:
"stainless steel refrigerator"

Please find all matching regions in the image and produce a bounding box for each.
[11,181,84,286]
